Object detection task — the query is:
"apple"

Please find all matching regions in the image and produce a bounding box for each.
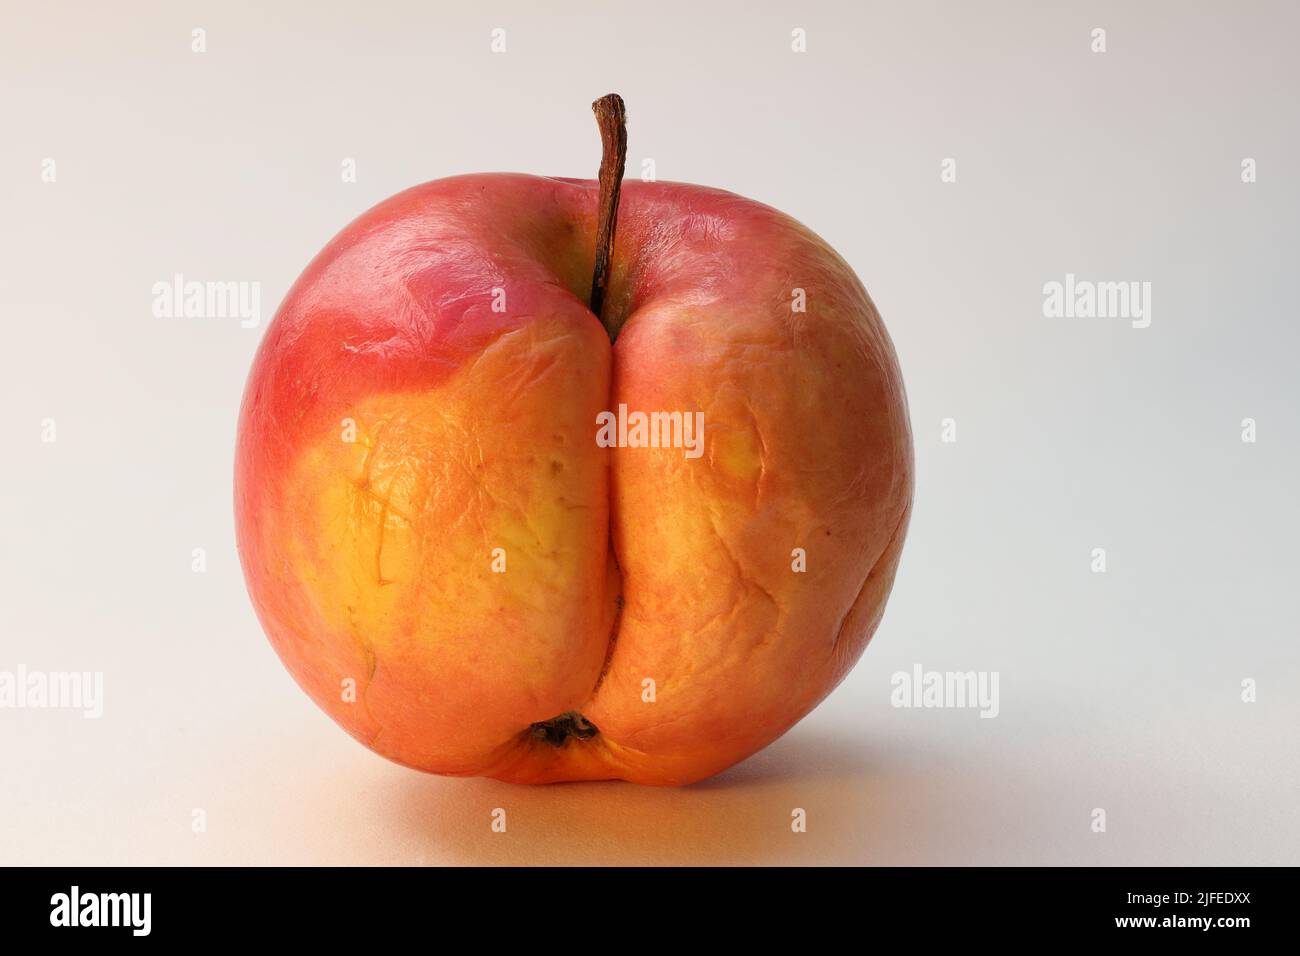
[235,95,912,785]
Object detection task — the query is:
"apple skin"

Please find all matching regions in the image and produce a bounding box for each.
[235,173,912,786]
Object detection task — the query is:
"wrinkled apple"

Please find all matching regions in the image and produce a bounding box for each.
[235,95,912,785]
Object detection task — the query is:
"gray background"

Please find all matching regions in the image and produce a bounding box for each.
[1,0,1296,864]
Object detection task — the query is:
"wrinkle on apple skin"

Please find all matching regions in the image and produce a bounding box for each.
[582,548,625,701]
[829,500,912,659]
[702,509,782,641]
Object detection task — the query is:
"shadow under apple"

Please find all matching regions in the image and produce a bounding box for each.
[386,727,914,866]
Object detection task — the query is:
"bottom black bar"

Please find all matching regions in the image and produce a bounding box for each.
[0,867,1289,942]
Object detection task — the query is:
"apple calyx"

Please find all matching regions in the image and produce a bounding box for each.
[529,711,600,747]
[588,92,627,340]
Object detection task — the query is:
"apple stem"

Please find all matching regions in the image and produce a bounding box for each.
[588,93,627,338]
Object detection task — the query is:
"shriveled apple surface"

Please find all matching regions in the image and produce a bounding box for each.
[235,174,912,785]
